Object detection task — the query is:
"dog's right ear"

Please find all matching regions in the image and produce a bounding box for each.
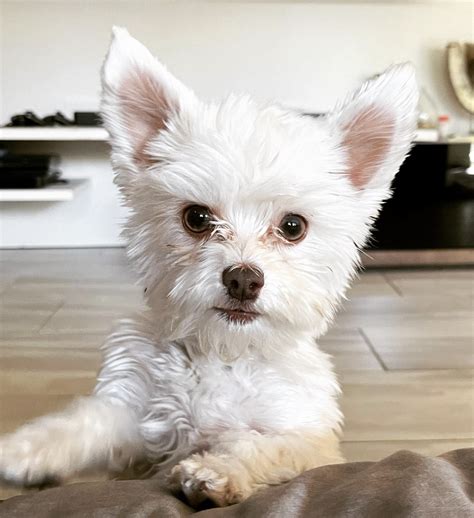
[101,27,196,172]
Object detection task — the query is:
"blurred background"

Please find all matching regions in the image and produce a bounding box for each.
[0,0,473,262]
[0,1,473,499]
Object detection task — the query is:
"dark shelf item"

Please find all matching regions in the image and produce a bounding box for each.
[4,111,102,127]
[0,153,62,189]
[370,143,474,250]
[74,112,102,126]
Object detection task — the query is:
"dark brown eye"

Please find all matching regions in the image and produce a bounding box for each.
[183,205,213,234]
[278,214,307,243]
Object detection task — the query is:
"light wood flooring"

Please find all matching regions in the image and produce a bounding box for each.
[0,249,473,499]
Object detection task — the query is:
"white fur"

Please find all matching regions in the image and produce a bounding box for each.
[0,28,418,506]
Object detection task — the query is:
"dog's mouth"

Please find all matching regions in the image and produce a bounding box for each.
[214,307,260,325]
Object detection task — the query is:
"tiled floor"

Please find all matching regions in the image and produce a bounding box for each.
[0,249,473,498]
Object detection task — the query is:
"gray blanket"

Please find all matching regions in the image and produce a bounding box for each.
[1,449,473,517]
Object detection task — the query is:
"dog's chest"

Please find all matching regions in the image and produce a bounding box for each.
[142,349,321,449]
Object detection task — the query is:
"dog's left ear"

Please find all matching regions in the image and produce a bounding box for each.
[330,64,418,190]
[101,27,196,171]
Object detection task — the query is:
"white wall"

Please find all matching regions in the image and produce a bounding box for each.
[2,0,472,128]
[0,0,472,247]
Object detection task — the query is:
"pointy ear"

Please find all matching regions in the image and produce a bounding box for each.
[101,27,196,171]
[330,64,419,190]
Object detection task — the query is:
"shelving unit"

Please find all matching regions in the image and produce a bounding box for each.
[0,126,122,247]
[0,128,103,204]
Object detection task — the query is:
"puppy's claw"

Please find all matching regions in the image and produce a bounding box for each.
[170,456,245,508]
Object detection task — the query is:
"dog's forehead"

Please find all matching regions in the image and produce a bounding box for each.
[190,97,320,162]
[157,97,335,209]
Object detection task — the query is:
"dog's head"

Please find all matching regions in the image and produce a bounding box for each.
[102,27,418,357]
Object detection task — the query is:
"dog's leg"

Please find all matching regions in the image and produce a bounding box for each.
[171,429,343,507]
[0,396,144,488]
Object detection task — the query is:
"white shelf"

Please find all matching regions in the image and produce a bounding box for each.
[3,126,467,145]
[447,136,474,144]
[413,130,473,145]
[0,127,108,141]
[0,179,89,202]
[414,128,439,143]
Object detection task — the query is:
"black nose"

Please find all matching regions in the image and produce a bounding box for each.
[222,265,264,302]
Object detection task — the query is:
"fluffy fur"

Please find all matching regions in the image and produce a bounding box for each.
[0,28,418,507]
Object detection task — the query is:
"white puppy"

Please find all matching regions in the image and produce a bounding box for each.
[0,28,418,507]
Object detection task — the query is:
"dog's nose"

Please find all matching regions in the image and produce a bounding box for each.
[222,265,264,301]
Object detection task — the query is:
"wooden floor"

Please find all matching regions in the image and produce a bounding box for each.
[0,249,473,498]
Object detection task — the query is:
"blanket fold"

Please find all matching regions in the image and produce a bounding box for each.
[1,449,473,517]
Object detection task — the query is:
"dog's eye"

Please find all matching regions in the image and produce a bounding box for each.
[183,205,213,234]
[278,214,307,243]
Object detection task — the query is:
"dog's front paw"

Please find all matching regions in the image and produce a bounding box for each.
[170,453,251,508]
[0,431,63,488]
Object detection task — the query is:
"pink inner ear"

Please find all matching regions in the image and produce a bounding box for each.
[342,106,394,188]
[118,67,172,166]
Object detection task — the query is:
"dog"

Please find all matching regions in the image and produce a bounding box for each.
[0,27,418,507]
